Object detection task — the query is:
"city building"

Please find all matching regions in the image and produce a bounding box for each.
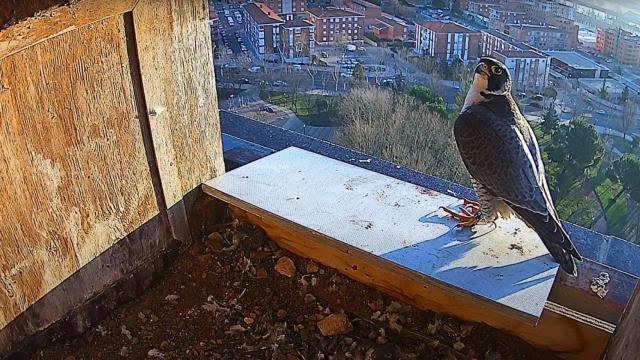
[243,2,314,63]
[546,51,609,78]
[596,27,640,67]
[306,8,365,45]
[262,0,306,16]
[345,0,381,26]
[243,2,284,61]
[506,22,578,50]
[370,13,408,41]
[491,49,550,92]
[488,9,529,32]
[480,29,529,56]
[415,21,480,63]
[280,19,315,63]
[466,1,504,25]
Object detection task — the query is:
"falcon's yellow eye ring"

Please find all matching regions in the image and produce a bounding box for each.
[492,66,503,75]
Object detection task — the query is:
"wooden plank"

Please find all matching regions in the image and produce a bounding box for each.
[0,0,137,60]
[229,206,611,360]
[204,147,559,324]
[604,282,640,360]
[131,0,224,243]
[1,0,65,29]
[0,14,158,330]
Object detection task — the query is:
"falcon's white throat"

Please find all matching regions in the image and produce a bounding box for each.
[461,72,490,113]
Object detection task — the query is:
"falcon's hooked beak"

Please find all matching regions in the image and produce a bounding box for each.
[474,63,490,78]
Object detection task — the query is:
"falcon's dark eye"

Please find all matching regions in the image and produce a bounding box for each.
[492,66,503,75]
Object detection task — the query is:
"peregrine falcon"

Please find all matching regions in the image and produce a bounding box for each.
[443,57,583,276]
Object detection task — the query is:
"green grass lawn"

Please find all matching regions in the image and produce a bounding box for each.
[602,134,638,155]
[591,169,628,238]
[529,121,552,148]
[260,91,338,127]
[216,87,245,101]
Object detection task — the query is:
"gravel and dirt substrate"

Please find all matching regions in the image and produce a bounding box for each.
[33,219,559,360]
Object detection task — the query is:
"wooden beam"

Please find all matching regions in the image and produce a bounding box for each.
[0,0,138,60]
[131,0,224,244]
[228,206,611,360]
[604,282,640,359]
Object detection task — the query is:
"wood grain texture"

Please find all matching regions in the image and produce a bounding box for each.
[0,0,66,29]
[228,206,611,360]
[605,283,640,360]
[132,0,223,207]
[0,15,158,329]
[0,0,137,61]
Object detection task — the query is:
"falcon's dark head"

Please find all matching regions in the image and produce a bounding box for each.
[473,57,511,96]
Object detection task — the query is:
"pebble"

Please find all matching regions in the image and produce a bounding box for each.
[243,317,255,325]
[306,261,320,273]
[256,268,268,278]
[275,256,296,278]
[317,313,353,336]
[276,309,288,318]
[304,293,317,304]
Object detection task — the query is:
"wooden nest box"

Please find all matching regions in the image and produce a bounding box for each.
[0,1,638,359]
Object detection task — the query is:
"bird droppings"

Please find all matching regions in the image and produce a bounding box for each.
[32,219,559,360]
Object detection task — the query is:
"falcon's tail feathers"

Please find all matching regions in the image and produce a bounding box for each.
[511,206,582,276]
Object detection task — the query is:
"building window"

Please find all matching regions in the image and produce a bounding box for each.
[323,37,327,41]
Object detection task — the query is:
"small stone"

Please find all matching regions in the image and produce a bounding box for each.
[306,261,320,273]
[160,340,169,348]
[164,294,180,302]
[148,348,165,359]
[243,317,255,325]
[376,335,388,344]
[256,268,268,278]
[275,256,296,278]
[304,293,317,304]
[119,347,129,357]
[344,337,353,345]
[317,313,353,336]
[453,341,465,351]
[460,323,474,337]
[206,232,225,251]
[276,309,288,318]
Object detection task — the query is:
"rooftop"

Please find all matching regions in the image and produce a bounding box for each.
[418,20,478,34]
[283,19,314,28]
[546,50,610,70]
[375,13,407,28]
[243,2,284,25]
[307,7,364,18]
[494,49,548,58]
[349,0,380,10]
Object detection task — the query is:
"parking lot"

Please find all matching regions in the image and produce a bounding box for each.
[211,1,250,59]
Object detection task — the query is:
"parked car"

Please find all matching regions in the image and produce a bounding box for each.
[248,66,261,73]
[292,64,302,70]
[273,80,287,86]
[595,109,606,114]
[260,106,274,113]
[321,51,329,58]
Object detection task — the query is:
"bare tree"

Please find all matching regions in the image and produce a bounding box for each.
[336,87,470,185]
[218,45,232,82]
[621,97,639,140]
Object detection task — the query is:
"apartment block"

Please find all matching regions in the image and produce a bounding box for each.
[506,22,578,50]
[371,13,408,41]
[481,29,526,56]
[415,21,480,63]
[262,0,307,16]
[243,2,314,63]
[281,19,315,63]
[345,0,381,26]
[307,8,365,45]
[467,1,504,25]
[596,27,640,67]
[243,3,284,61]
[491,49,550,92]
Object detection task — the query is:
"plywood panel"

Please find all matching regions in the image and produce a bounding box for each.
[132,0,224,208]
[0,15,158,329]
[0,0,137,60]
[204,147,558,323]
[605,283,640,360]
